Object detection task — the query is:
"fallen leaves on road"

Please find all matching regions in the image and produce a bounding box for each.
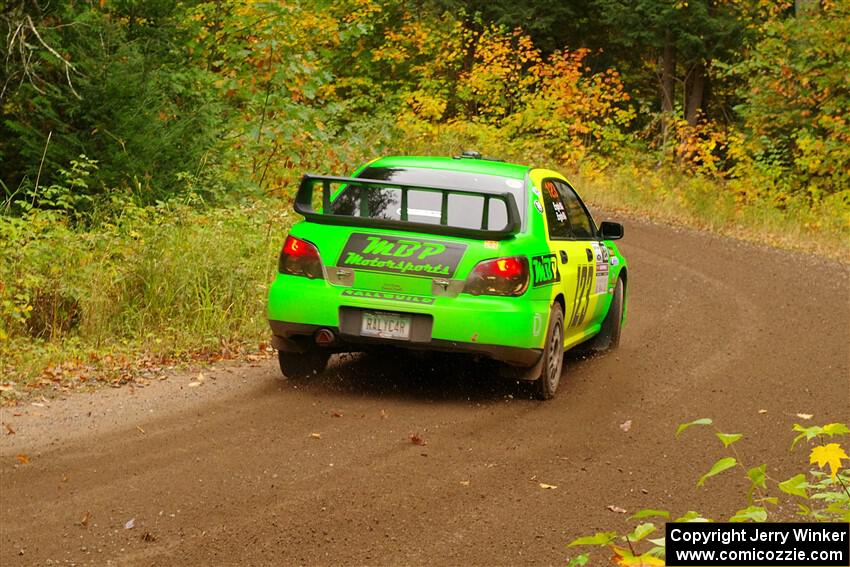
[607,505,628,514]
[379,409,388,419]
[796,413,813,420]
[539,483,558,490]
[330,410,343,418]
[459,480,470,486]
[409,433,427,446]
[124,518,135,530]
[187,381,202,388]
[79,512,90,528]
[619,420,632,432]
[309,432,322,439]
[2,344,277,406]
[16,454,29,465]
[5,423,15,435]
[136,425,146,434]
[758,409,768,414]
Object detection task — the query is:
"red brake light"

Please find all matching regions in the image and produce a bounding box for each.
[491,257,524,278]
[283,235,319,258]
[279,236,324,279]
[463,256,529,297]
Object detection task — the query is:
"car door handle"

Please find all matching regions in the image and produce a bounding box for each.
[585,248,593,262]
[559,250,568,264]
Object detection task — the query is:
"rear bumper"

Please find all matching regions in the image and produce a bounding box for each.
[267,273,548,366]
[269,319,541,366]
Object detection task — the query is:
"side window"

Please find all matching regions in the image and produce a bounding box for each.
[540,179,571,239]
[556,181,596,239]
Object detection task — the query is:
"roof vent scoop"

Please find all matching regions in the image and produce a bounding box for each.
[453,150,504,162]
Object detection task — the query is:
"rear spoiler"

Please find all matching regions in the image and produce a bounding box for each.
[294,174,521,240]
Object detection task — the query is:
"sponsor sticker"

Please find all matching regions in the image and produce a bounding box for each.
[533,200,543,214]
[531,254,560,287]
[591,242,609,295]
[338,233,466,278]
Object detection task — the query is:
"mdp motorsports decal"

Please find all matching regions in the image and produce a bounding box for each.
[531,254,560,287]
[339,233,466,277]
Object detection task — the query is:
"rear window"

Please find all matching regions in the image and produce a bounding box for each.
[330,167,526,230]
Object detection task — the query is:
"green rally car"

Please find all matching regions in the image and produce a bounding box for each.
[267,152,628,399]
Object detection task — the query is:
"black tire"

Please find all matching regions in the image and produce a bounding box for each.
[592,277,624,352]
[533,303,565,400]
[277,349,330,379]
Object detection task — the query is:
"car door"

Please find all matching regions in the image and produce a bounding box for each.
[555,180,609,335]
[535,177,592,347]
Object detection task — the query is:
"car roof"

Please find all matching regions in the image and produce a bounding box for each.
[366,156,531,180]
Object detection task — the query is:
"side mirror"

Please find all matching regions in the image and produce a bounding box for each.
[600,221,624,240]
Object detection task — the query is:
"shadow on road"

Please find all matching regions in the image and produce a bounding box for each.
[272,348,599,404]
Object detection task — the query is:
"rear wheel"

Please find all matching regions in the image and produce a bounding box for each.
[592,277,624,352]
[533,303,565,400]
[277,349,330,379]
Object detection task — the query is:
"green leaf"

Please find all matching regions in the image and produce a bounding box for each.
[625,522,656,542]
[716,432,743,448]
[729,505,767,522]
[796,503,812,516]
[675,511,712,522]
[778,473,809,499]
[567,554,589,567]
[697,457,737,487]
[747,464,767,489]
[825,503,850,522]
[629,509,670,520]
[792,424,823,449]
[676,418,713,437]
[646,546,666,558]
[756,496,779,506]
[822,423,850,437]
[568,532,617,547]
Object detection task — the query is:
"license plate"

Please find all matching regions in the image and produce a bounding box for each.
[360,311,411,341]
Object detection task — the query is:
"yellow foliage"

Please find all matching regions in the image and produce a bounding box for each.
[673,117,729,176]
[810,443,849,479]
[457,25,543,119]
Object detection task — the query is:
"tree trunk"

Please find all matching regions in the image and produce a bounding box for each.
[660,32,676,148]
[660,35,675,113]
[685,61,706,126]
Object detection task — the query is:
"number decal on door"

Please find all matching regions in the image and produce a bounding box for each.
[569,265,593,328]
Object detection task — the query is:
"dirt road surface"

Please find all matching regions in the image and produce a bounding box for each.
[2,217,848,566]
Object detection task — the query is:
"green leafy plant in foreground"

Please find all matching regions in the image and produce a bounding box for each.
[567,420,850,566]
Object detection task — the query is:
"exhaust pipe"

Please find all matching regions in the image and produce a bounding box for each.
[315,328,335,346]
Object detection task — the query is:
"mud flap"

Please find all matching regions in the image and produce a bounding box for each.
[498,351,545,382]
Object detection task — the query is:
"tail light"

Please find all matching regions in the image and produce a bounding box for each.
[278,236,324,279]
[462,256,529,297]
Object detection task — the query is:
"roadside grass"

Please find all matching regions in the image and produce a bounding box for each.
[0,200,291,400]
[570,163,849,261]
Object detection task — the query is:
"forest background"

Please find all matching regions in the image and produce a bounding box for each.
[1,0,847,388]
